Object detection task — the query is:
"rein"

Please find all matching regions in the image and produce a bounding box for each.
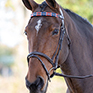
[26,2,93,83]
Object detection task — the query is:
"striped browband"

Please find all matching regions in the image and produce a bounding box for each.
[31,12,64,19]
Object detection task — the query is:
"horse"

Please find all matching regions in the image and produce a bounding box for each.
[22,0,93,93]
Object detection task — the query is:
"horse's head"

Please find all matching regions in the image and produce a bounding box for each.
[22,0,70,92]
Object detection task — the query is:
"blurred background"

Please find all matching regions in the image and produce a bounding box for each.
[0,0,93,93]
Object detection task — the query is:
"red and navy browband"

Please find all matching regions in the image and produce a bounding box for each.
[31,12,64,19]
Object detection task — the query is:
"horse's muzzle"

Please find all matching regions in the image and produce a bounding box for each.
[25,76,45,93]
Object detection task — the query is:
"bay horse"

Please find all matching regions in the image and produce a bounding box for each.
[22,0,93,93]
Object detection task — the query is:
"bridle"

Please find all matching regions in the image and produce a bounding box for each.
[27,10,65,81]
[26,2,93,89]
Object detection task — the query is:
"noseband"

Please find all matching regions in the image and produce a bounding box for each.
[26,2,93,88]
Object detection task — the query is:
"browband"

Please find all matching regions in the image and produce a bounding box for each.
[31,12,64,19]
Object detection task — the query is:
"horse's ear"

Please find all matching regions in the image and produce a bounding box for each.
[46,0,59,9]
[22,0,38,11]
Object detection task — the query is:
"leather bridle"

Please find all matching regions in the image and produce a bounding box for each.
[26,2,93,89]
[27,25,66,81]
[27,3,66,81]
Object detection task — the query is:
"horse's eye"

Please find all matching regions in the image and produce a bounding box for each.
[52,29,59,35]
[24,31,27,35]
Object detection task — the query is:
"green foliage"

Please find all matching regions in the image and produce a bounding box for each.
[0,45,15,56]
[34,0,44,3]
[35,0,93,24]
[57,0,93,24]
[0,45,15,66]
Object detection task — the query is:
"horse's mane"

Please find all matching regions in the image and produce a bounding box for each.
[64,9,93,28]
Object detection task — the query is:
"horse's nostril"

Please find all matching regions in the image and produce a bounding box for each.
[38,77,44,89]
[26,76,44,92]
[34,77,44,90]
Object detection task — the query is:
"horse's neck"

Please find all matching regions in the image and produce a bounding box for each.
[60,10,93,92]
[61,50,93,93]
[61,51,82,92]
